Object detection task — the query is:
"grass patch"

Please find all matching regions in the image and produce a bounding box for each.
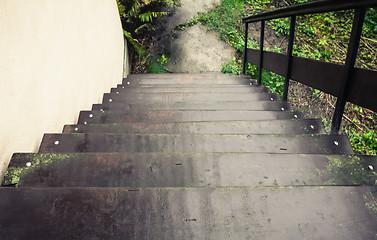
[147,60,169,73]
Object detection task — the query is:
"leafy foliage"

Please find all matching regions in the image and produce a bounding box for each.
[147,59,169,73]
[148,54,169,73]
[268,18,290,37]
[196,0,249,52]
[260,70,285,97]
[221,57,242,75]
[347,129,377,155]
[117,0,171,55]
[221,58,257,76]
[117,0,178,72]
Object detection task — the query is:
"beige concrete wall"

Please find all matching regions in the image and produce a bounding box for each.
[0,0,125,181]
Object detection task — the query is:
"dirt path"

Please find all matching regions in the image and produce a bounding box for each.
[151,0,235,73]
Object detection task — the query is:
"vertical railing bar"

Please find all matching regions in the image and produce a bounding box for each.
[242,23,249,74]
[331,8,366,134]
[282,15,296,101]
[258,20,265,85]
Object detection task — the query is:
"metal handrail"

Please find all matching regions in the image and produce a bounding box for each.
[242,0,377,134]
[242,0,377,23]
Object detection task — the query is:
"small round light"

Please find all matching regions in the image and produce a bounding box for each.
[74,127,79,132]
[84,121,87,125]
[116,92,119,94]
[89,114,93,118]
[54,141,60,145]
[368,165,374,171]
[294,115,298,118]
[334,141,339,146]
[109,99,113,102]
[310,125,315,129]
[127,82,130,85]
[249,83,252,85]
[281,108,285,111]
[26,162,31,167]
[100,109,104,112]
[270,98,274,101]
[122,86,125,89]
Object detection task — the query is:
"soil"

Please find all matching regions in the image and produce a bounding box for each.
[149,0,235,73]
[151,24,236,73]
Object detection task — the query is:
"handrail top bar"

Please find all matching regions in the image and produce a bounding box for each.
[242,0,377,23]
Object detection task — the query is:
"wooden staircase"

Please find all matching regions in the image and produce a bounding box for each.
[1,73,376,239]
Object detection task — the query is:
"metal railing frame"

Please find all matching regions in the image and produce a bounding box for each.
[242,0,377,134]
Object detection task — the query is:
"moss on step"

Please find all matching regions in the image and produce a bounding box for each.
[325,155,377,185]
[2,153,72,187]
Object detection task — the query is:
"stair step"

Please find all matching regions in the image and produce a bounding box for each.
[38,133,353,154]
[6,153,377,187]
[126,73,250,79]
[102,92,280,103]
[0,186,376,239]
[92,101,290,111]
[125,73,250,81]
[63,119,323,134]
[78,110,301,124]
[4,72,375,239]
[111,86,268,93]
[123,77,250,85]
[118,83,257,88]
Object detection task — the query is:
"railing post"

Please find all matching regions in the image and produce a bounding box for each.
[258,20,265,85]
[282,15,296,101]
[242,23,249,74]
[331,8,366,134]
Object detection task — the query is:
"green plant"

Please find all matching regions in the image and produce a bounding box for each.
[245,62,258,76]
[309,87,321,97]
[196,0,247,52]
[176,17,200,31]
[268,18,290,37]
[221,57,241,75]
[221,59,257,76]
[117,0,177,56]
[321,116,331,132]
[346,129,377,155]
[147,60,169,73]
[157,54,168,65]
[147,54,169,73]
[260,70,285,97]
